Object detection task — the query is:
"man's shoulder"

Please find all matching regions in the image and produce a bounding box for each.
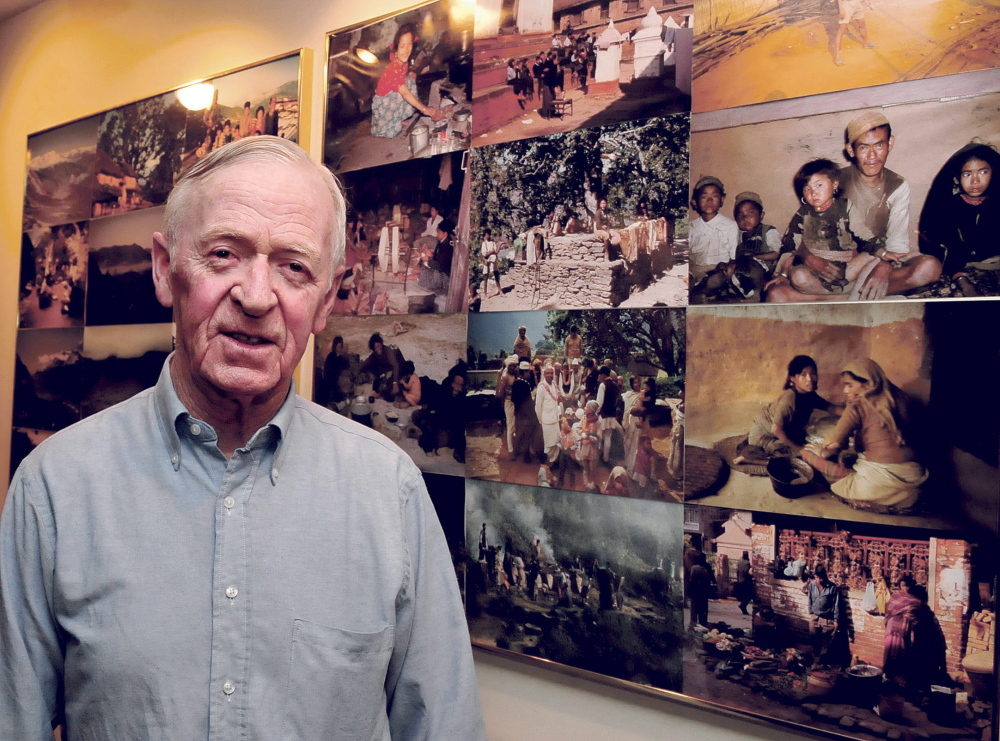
[14,387,158,482]
[290,396,420,474]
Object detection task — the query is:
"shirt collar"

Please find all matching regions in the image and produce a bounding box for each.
[153,354,296,484]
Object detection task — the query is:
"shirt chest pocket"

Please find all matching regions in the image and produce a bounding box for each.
[281,619,394,741]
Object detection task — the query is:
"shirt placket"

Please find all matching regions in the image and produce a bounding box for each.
[208,447,259,741]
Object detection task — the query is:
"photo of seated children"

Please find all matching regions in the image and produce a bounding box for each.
[688,175,739,288]
[766,158,885,301]
[691,191,781,302]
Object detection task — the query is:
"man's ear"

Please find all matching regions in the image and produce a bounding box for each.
[887,135,895,154]
[151,232,174,308]
[846,142,855,160]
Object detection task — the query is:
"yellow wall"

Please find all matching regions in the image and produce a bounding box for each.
[0,0,397,485]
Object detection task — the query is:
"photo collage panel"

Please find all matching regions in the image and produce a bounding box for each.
[13,3,1000,740]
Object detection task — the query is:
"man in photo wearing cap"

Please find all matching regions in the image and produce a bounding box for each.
[769,111,940,302]
[689,175,740,284]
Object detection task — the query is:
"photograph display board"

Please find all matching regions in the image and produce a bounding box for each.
[11,7,1000,741]
[12,51,304,476]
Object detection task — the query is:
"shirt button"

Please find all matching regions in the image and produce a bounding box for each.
[190,423,202,436]
[171,454,179,465]
[223,496,235,509]
[223,681,235,695]
[272,468,279,481]
[226,586,239,599]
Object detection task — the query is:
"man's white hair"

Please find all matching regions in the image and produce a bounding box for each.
[163,136,346,280]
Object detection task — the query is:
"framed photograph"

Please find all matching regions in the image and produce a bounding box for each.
[23,115,99,232]
[323,0,474,174]
[92,91,187,218]
[692,0,1000,114]
[80,323,173,418]
[13,327,84,432]
[464,479,685,692]
[681,505,996,741]
[688,71,1000,303]
[472,0,693,146]
[470,114,689,311]
[85,206,171,327]
[18,223,89,330]
[336,151,470,315]
[313,312,468,476]
[181,51,302,173]
[465,308,685,500]
[683,301,1000,534]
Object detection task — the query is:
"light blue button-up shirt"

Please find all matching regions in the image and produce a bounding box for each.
[1,360,485,740]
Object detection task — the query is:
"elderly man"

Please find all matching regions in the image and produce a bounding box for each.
[768,111,940,302]
[0,137,485,739]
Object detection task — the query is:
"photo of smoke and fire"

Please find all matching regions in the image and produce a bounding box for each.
[464,479,685,692]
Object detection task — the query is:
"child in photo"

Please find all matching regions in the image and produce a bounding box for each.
[734,191,781,278]
[920,142,1000,297]
[688,175,739,285]
[770,158,883,300]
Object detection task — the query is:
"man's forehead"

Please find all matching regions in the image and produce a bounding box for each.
[854,128,890,146]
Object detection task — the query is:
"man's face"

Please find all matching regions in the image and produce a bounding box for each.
[848,127,893,179]
[152,161,336,406]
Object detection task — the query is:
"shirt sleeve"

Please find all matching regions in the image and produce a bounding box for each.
[385,471,486,740]
[885,179,911,255]
[726,219,740,261]
[0,467,64,739]
[825,402,861,450]
[781,209,805,254]
[596,382,606,409]
[765,227,782,252]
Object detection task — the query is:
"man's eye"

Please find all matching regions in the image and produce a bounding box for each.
[289,262,304,273]
[213,249,232,259]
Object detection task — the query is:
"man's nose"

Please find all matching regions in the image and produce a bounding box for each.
[231,257,277,316]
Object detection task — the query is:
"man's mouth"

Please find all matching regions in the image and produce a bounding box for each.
[225,332,271,346]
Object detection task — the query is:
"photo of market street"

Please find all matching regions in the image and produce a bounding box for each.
[682,506,996,741]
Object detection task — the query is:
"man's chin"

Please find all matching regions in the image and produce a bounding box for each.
[201,364,287,402]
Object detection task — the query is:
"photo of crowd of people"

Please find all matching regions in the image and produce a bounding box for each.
[472,0,692,147]
[688,76,1000,303]
[465,309,685,500]
[181,53,301,172]
[682,506,996,741]
[470,114,689,310]
[464,480,685,692]
[693,0,1000,113]
[313,313,469,476]
[683,301,1000,533]
[335,152,469,315]
[324,0,474,174]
